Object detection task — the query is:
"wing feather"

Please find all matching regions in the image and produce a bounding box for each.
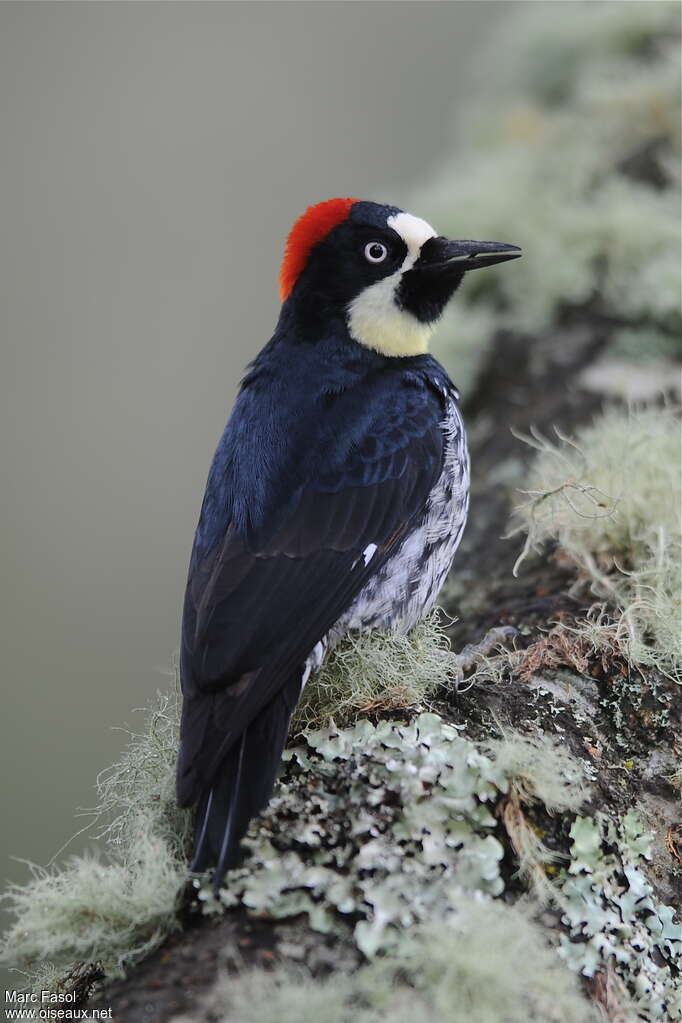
[177,368,450,806]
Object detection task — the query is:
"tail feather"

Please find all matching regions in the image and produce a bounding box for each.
[190,676,299,891]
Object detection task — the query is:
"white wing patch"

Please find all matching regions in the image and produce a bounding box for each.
[362,543,378,565]
[300,639,325,691]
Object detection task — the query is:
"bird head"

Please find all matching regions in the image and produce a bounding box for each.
[279,198,521,356]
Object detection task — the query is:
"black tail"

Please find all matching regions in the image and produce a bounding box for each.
[190,679,298,891]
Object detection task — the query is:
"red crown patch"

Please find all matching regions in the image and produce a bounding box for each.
[279,197,358,301]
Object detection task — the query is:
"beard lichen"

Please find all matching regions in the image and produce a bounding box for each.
[419,2,681,397]
[2,404,680,1011]
[0,687,191,981]
[2,685,680,1019]
[292,610,455,731]
[511,406,682,680]
[2,6,680,1018]
[174,901,601,1023]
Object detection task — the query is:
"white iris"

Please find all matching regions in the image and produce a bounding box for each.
[364,241,388,263]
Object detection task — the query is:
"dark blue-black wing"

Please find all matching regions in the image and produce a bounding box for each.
[177,369,448,882]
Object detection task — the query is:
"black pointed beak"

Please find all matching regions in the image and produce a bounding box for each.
[396,233,521,325]
[417,236,522,272]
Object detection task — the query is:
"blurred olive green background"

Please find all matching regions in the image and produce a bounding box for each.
[0,0,515,952]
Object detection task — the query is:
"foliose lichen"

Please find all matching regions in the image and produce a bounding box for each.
[196,714,678,1017]
[205,713,513,957]
[2,688,679,1020]
[558,810,681,1021]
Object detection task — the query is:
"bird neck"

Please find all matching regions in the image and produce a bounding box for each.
[274,293,434,361]
[275,291,348,343]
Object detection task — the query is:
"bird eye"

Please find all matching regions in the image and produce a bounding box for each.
[364,241,388,264]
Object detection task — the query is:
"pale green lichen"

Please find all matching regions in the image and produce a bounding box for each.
[558,810,682,1021]
[609,326,681,367]
[3,695,679,1019]
[207,713,508,957]
[418,2,681,395]
[189,717,680,1022]
[3,6,680,1015]
[292,610,454,731]
[484,729,590,814]
[205,713,590,959]
[0,687,191,980]
[177,901,600,1023]
[512,406,682,677]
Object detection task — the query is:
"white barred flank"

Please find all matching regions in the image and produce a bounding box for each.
[302,395,469,687]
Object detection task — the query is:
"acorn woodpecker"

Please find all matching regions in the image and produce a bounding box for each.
[177,198,521,888]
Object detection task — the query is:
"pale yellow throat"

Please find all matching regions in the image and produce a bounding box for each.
[347,283,435,357]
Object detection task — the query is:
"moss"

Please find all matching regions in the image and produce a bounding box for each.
[0,608,499,988]
[512,406,681,677]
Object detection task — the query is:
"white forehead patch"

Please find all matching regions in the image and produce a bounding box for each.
[347,210,438,357]
[387,211,437,268]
